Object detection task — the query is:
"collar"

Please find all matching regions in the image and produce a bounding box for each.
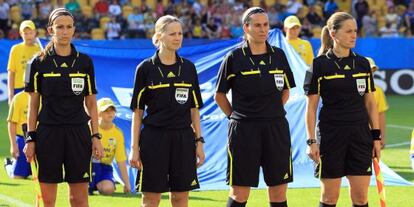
[150,50,184,66]
[241,40,275,56]
[326,48,356,60]
[47,43,79,58]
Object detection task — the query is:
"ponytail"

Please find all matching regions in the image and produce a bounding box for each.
[39,41,53,61]
[318,26,332,56]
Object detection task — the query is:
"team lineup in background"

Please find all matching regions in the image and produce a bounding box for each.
[5,4,411,207]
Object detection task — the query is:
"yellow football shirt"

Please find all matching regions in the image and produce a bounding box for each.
[287,38,314,66]
[7,92,29,136]
[99,124,127,165]
[374,85,389,113]
[7,42,41,89]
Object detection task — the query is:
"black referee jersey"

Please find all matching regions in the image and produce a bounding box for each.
[25,44,97,125]
[304,49,375,125]
[130,51,203,129]
[216,41,296,120]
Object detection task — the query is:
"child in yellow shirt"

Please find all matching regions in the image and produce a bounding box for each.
[7,20,41,104]
[89,98,131,195]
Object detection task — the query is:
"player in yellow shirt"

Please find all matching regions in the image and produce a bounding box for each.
[89,97,131,195]
[284,15,314,65]
[7,20,41,104]
[367,57,389,148]
[5,91,31,179]
[410,129,414,170]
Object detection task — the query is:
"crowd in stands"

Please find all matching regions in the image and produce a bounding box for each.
[0,0,414,40]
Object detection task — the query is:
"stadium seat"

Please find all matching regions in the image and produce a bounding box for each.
[91,28,105,39]
[297,6,309,19]
[82,5,93,18]
[37,28,47,38]
[99,16,111,30]
[78,0,88,7]
[131,0,140,7]
[313,5,323,18]
[312,26,322,38]
[10,6,21,23]
[122,5,133,19]
[337,0,351,13]
[90,0,99,7]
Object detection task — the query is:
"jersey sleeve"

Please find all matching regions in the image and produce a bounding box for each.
[7,45,17,72]
[304,59,321,95]
[215,52,234,93]
[280,49,296,89]
[304,41,314,66]
[85,56,98,95]
[114,128,127,162]
[190,63,204,109]
[375,86,389,113]
[7,95,19,123]
[24,57,40,93]
[130,61,147,110]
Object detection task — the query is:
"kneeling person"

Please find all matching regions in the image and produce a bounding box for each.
[89,98,131,195]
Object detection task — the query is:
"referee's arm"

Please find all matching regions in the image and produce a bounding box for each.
[214,93,232,117]
[85,95,104,159]
[130,109,144,169]
[25,92,40,162]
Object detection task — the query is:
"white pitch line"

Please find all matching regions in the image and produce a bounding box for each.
[387,141,411,148]
[388,124,414,130]
[0,193,32,207]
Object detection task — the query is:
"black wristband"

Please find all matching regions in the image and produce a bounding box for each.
[25,131,37,143]
[371,129,381,140]
[91,133,102,140]
[195,137,205,144]
[226,115,231,120]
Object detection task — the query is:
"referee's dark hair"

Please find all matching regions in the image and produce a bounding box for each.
[39,8,75,61]
[318,12,354,56]
[241,7,266,25]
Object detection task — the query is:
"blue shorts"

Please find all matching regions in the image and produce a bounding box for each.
[13,135,31,177]
[89,163,115,191]
[14,88,24,95]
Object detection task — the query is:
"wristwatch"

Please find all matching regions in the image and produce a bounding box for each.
[306,139,317,146]
[195,137,205,144]
[91,133,102,140]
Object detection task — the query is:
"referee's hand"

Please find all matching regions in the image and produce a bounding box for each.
[129,149,142,170]
[23,142,35,163]
[306,144,320,164]
[92,138,104,159]
[196,143,205,168]
[373,140,381,160]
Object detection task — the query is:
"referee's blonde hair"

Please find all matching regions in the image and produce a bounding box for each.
[152,15,182,48]
[318,12,354,56]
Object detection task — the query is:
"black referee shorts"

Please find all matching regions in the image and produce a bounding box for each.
[136,126,199,193]
[227,118,293,187]
[36,124,92,183]
[315,122,373,179]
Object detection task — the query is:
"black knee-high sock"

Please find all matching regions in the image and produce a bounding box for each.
[270,200,288,207]
[352,204,368,207]
[319,202,336,207]
[226,197,247,207]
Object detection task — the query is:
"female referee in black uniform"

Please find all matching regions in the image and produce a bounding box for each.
[304,12,381,207]
[129,15,205,207]
[24,8,104,207]
[215,7,296,207]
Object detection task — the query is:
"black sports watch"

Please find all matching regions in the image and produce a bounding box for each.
[91,133,102,140]
[306,139,317,146]
[195,137,205,144]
